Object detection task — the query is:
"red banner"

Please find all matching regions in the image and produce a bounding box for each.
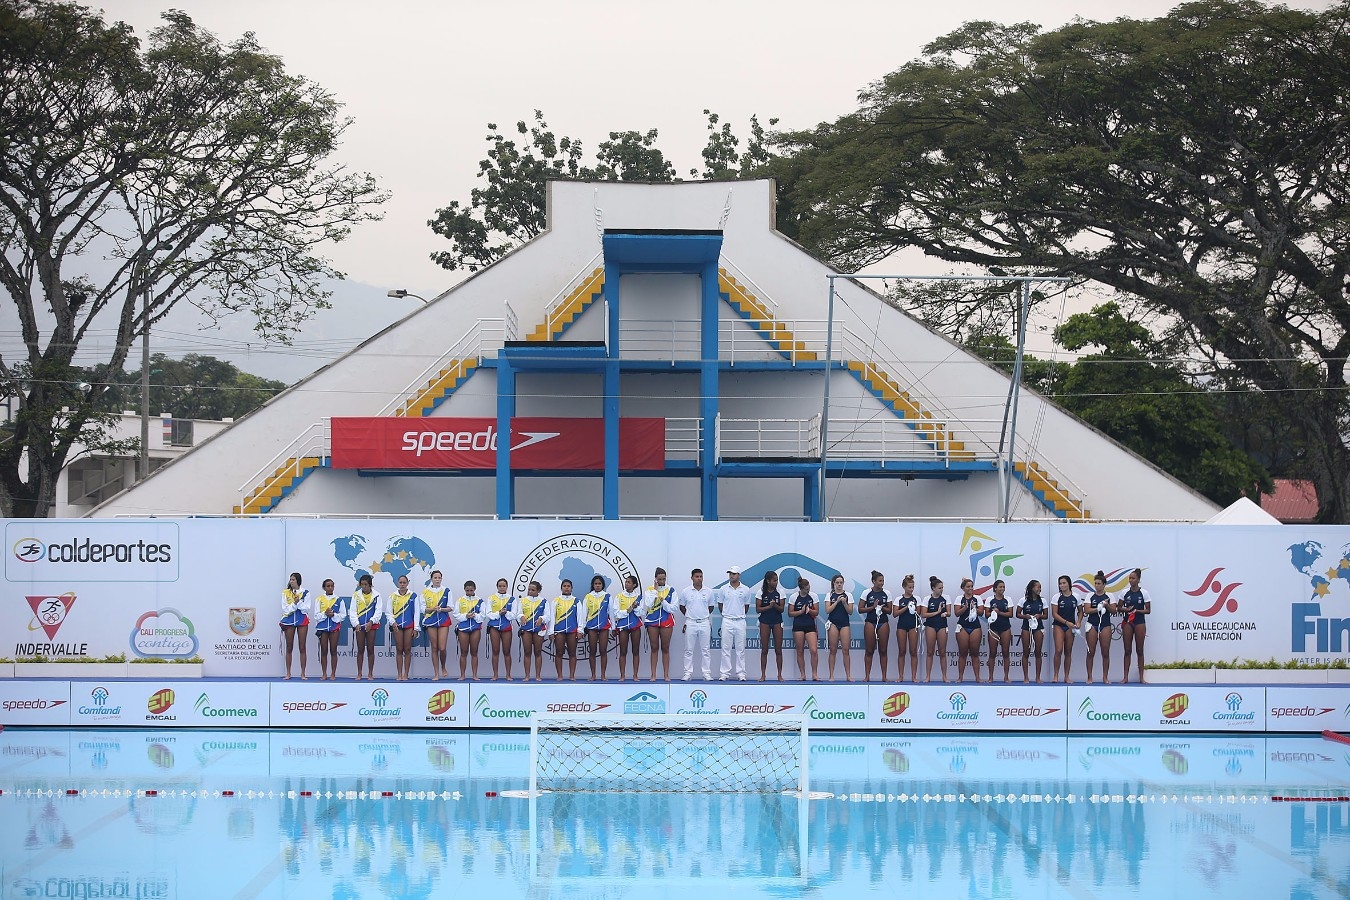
[330,417,666,470]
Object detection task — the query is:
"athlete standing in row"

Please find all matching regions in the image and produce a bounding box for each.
[893,574,920,682]
[485,578,517,681]
[421,570,452,681]
[1051,575,1081,683]
[859,570,891,683]
[756,571,786,682]
[452,580,484,681]
[349,573,383,681]
[643,568,676,682]
[825,574,855,682]
[1118,568,1151,683]
[986,580,1013,683]
[313,578,344,681]
[583,574,612,682]
[1083,571,1116,685]
[517,581,553,682]
[280,572,311,681]
[679,568,714,681]
[552,579,581,681]
[790,577,820,681]
[920,576,950,683]
[613,575,644,681]
[954,577,983,683]
[1019,579,1047,683]
[388,574,422,682]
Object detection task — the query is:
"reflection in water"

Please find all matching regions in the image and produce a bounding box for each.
[0,731,1347,898]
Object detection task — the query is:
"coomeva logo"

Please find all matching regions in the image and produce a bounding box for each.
[802,694,864,722]
[129,608,200,659]
[193,692,259,719]
[1077,697,1142,723]
[474,694,533,720]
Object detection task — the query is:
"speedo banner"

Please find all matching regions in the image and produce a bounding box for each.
[330,417,665,470]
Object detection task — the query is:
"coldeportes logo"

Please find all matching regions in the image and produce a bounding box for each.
[25,592,76,640]
[1214,691,1256,723]
[802,694,864,721]
[1184,567,1242,616]
[280,700,349,713]
[427,690,456,716]
[882,692,911,719]
[1077,697,1142,723]
[13,536,44,562]
[938,692,978,722]
[12,535,171,564]
[77,686,122,717]
[474,693,532,720]
[1161,693,1190,720]
[361,688,402,718]
[194,692,259,718]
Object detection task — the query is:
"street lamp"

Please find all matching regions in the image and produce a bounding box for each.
[387,289,428,304]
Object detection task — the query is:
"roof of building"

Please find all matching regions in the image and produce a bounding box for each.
[1260,478,1319,523]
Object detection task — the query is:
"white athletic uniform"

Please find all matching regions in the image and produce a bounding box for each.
[679,584,715,680]
[719,583,754,680]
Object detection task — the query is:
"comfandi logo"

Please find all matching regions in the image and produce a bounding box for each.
[938,692,977,722]
[802,694,864,722]
[78,686,122,718]
[1213,691,1256,723]
[1077,697,1142,723]
[623,691,666,715]
[690,690,707,710]
[473,694,532,721]
[676,689,720,715]
[360,688,402,719]
[193,692,259,719]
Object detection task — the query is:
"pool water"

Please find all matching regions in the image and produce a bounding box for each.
[2,729,1348,899]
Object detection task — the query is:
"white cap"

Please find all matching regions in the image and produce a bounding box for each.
[727,566,741,574]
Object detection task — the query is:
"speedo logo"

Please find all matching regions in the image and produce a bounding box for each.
[281,701,348,712]
[729,704,794,714]
[996,706,1061,718]
[2,699,67,711]
[1269,707,1333,719]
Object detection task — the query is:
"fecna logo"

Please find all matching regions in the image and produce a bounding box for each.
[881,691,912,724]
[129,608,200,659]
[802,694,864,722]
[958,527,1024,595]
[229,607,256,636]
[939,691,978,722]
[193,692,259,719]
[1162,693,1190,720]
[1214,692,1256,723]
[1184,567,1242,616]
[13,537,44,562]
[146,688,176,721]
[280,700,349,713]
[474,693,533,720]
[77,685,122,718]
[1077,697,1142,723]
[622,691,666,715]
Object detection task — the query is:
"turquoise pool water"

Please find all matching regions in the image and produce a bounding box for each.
[1,729,1347,898]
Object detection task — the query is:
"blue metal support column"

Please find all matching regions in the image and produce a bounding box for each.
[804,469,821,522]
[602,264,622,519]
[494,357,516,519]
[700,260,719,520]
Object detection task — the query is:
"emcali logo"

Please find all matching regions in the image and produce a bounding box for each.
[1184,567,1242,616]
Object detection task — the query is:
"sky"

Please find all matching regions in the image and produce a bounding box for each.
[35,0,1341,382]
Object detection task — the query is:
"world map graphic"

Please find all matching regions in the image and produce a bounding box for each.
[1288,540,1350,600]
[331,534,437,591]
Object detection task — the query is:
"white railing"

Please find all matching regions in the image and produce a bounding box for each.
[1009,441,1089,512]
[719,257,783,319]
[539,251,604,339]
[505,302,519,342]
[236,418,330,507]
[378,318,505,416]
[821,417,1002,461]
[665,417,701,460]
[717,416,822,459]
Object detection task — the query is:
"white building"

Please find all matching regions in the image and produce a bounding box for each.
[90,180,1217,522]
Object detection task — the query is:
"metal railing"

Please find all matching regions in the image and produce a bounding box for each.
[539,252,604,340]
[236,418,330,509]
[717,416,822,459]
[665,417,701,460]
[378,318,505,417]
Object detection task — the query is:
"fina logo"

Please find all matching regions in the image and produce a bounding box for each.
[623,691,666,715]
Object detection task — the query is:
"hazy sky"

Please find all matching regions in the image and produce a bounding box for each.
[54,1,1340,381]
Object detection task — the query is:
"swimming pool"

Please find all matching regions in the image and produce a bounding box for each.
[2,729,1347,898]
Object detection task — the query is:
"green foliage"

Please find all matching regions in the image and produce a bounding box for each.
[1146,658,1350,670]
[430,110,778,273]
[776,0,1350,521]
[0,1,386,517]
[130,655,204,664]
[85,353,286,421]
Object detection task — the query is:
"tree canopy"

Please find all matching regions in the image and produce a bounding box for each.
[84,354,287,422]
[776,0,1350,521]
[0,0,385,517]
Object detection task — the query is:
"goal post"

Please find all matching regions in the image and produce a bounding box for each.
[528,713,810,796]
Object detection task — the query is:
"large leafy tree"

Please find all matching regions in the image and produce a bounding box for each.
[777,1,1350,521]
[85,353,287,422]
[0,1,386,517]
[430,110,777,273]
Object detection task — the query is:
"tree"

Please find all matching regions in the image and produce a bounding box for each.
[86,354,287,421]
[776,1,1350,521]
[0,1,385,517]
[429,110,777,273]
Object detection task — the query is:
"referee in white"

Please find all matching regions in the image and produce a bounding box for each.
[719,566,754,681]
[679,568,715,681]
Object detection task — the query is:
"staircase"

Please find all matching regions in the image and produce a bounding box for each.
[1014,461,1090,520]
[719,270,817,361]
[394,358,480,417]
[526,267,605,342]
[846,361,975,460]
[233,456,323,515]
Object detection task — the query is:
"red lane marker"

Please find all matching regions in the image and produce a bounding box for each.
[222,790,235,797]
[380,791,393,797]
[300,791,313,797]
[66,789,79,796]
[485,791,498,798]
[1321,730,1350,747]
[145,790,158,797]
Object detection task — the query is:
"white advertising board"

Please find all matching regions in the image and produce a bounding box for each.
[0,680,70,726]
[1067,735,1270,783]
[1068,685,1266,732]
[115,681,271,728]
[468,681,673,727]
[867,683,1067,731]
[1264,687,1350,733]
[666,682,868,728]
[270,680,467,728]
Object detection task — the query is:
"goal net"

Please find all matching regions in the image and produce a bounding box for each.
[529,713,809,795]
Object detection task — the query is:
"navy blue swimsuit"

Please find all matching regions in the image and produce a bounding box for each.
[988,597,1012,634]
[924,596,948,631]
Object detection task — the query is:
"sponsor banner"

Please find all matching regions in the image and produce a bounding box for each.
[1264,736,1350,780]
[470,682,672,728]
[70,682,136,726]
[469,732,533,779]
[0,730,72,776]
[270,680,467,727]
[1069,685,1265,731]
[0,680,71,726]
[869,684,1066,731]
[1265,687,1350,733]
[331,416,666,470]
[6,520,179,583]
[120,681,270,727]
[669,682,868,728]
